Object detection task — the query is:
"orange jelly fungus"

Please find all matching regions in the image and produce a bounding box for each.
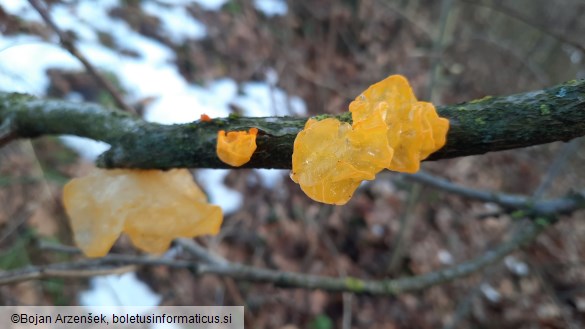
[291,75,449,205]
[216,128,258,167]
[63,169,223,258]
[200,113,212,122]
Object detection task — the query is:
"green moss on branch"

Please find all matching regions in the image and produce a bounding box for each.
[1,79,584,169]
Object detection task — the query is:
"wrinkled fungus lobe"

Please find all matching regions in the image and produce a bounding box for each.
[349,75,449,173]
[291,75,449,205]
[63,169,223,257]
[216,128,258,167]
[200,113,212,122]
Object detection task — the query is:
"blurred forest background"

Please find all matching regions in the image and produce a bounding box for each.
[1,0,585,328]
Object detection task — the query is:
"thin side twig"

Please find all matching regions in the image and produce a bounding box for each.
[533,139,581,199]
[387,182,421,274]
[175,238,229,267]
[27,0,136,114]
[459,0,585,54]
[428,0,455,101]
[2,219,550,295]
[404,171,585,217]
[445,137,581,328]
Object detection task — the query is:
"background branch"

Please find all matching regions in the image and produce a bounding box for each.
[0,219,551,294]
[27,0,136,114]
[405,171,585,217]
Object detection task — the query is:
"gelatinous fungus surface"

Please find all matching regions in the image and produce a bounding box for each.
[291,118,390,205]
[350,75,449,173]
[216,128,258,167]
[292,75,449,204]
[63,169,223,257]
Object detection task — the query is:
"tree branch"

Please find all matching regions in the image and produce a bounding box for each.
[1,79,584,169]
[0,219,550,294]
[405,171,585,217]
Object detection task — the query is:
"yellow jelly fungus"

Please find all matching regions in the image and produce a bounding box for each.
[291,74,449,204]
[291,119,374,205]
[63,169,223,257]
[216,128,258,167]
[349,75,449,173]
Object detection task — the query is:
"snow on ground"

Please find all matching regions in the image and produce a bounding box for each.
[159,0,229,11]
[141,1,207,43]
[79,272,161,307]
[196,169,243,214]
[0,0,302,306]
[0,36,81,94]
[0,0,305,213]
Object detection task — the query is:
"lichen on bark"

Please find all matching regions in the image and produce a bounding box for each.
[1,79,584,169]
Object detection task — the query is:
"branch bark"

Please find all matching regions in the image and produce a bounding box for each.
[1,79,584,169]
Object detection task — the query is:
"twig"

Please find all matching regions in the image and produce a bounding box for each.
[387,182,421,274]
[1,220,550,294]
[445,136,581,328]
[428,0,455,101]
[377,0,433,40]
[529,260,580,329]
[533,139,581,199]
[404,171,585,217]
[526,139,581,329]
[467,34,549,85]
[0,202,38,244]
[342,293,353,329]
[37,241,84,254]
[442,266,499,329]
[27,0,136,114]
[0,115,16,146]
[0,259,137,284]
[304,206,353,328]
[175,238,229,267]
[459,0,585,54]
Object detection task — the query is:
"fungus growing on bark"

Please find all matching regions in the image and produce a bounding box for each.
[290,117,390,205]
[216,128,258,167]
[349,75,449,173]
[291,75,449,204]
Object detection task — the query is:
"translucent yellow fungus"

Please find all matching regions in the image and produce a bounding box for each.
[349,74,449,173]
[292,74,450,204]
[291,119,370,205]
[291,116,392,205]
[63,169,223,257]
[216,128,258,167]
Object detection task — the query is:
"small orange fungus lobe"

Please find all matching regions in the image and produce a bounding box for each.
[63,169,223,257]
[200,113,212,122]
[216,128,258,167]
[292,74,449,204]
